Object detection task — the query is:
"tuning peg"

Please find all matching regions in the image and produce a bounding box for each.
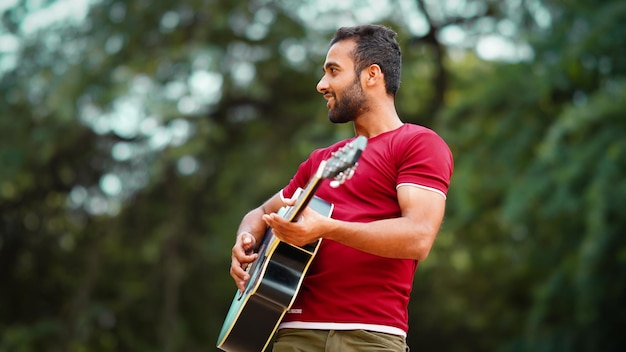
[329,179,342,188]
[330,172,346,188]
[346,164,357,179]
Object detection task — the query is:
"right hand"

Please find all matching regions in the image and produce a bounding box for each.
[230,232,259,293]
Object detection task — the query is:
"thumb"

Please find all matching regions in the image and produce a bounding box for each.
[239,232,256,249]
[284,188,303,206]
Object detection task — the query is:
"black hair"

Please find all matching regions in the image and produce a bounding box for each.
[330,24,402,96]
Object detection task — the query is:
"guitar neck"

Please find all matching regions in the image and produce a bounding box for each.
[282,162,327,222]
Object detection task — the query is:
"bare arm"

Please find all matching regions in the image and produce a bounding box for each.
[263,185,446,260]
[230,192,284,292]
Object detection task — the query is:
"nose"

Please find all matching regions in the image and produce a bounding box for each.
[316,75,328,94]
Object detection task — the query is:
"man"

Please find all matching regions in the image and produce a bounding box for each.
[230,24,453,351]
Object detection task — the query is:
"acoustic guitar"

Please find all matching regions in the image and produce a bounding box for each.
[217,136,367,352]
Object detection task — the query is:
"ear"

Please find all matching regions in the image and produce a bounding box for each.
[362,64,383,88]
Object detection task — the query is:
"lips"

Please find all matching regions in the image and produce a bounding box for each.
[324,94,335,108]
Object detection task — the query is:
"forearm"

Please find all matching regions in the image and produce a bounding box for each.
[236,193,284,250]
[263,187,447,260]
[236,208,268,247]
[323,216,440,260]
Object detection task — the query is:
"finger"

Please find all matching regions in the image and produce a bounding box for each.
[230,261,250,290]
[239,232,258,252]
[231,250,259,275]
[262,215,280,230]
[285,188,303,205]
[264,213,288,226]
[230,260,248,279]
[232,271,247,293]
[299,206,319,220]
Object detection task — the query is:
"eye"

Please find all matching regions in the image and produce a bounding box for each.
[323,65,339,75]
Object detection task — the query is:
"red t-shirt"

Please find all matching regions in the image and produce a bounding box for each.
[278,123,453,336]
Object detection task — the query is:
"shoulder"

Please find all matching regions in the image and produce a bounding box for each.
[392,124,454,195]
[309,138,354,159]
[398,123,445,140]
[391,124,451,154]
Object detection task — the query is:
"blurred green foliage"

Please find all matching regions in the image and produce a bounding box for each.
[0,0,624,351]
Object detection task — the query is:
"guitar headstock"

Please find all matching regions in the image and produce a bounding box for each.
[283,136,367,222]
[320,136,367,187]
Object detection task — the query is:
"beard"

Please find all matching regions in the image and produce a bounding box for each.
[327,78,367,124]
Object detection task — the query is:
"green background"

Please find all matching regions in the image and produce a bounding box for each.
[1,0,625,351]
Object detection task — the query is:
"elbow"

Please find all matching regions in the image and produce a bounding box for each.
[403,239,432,261]
[410,228,438,261]
[414,245,432,261]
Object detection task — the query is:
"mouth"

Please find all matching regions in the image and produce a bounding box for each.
[324,94,335,108]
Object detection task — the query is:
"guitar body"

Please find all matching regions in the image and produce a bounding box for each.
[217,196,333,352]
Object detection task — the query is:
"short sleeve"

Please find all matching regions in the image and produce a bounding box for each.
[396,130,453,197]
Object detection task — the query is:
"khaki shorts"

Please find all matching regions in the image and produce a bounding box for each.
[272,328,409,352]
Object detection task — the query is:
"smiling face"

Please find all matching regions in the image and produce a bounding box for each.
[317,40,369,124]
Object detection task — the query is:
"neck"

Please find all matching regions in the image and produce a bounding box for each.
[353,102,403,138]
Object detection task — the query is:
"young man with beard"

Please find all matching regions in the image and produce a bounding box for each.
[230,24,453,351]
